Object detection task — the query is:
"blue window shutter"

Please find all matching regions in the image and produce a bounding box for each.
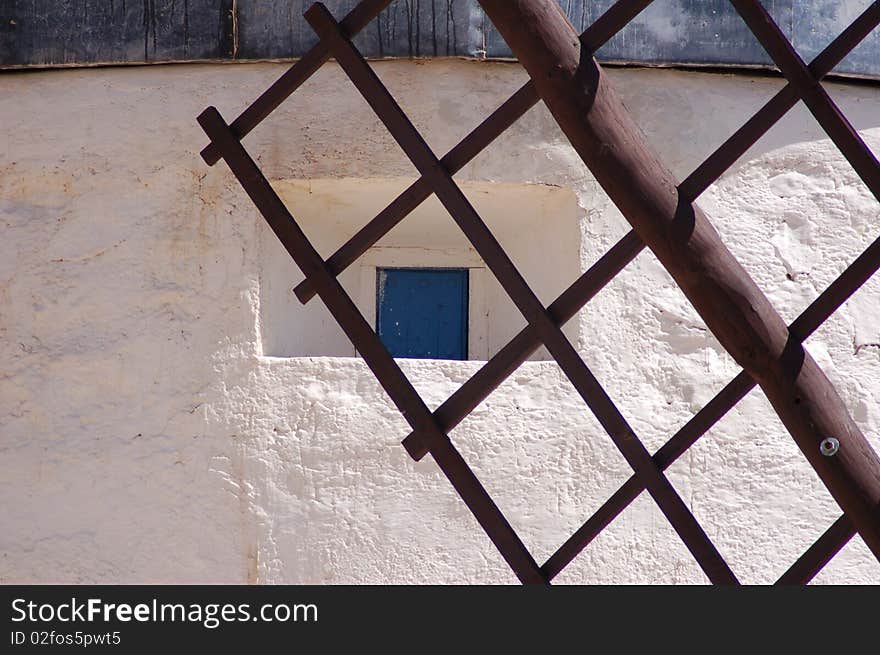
[377,268,468,360]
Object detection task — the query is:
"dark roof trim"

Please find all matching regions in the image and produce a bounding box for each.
[2,1,878,80]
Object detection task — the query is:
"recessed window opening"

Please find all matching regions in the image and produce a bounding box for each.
[259,178,582,361]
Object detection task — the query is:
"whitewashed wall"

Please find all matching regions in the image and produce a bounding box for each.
[1,60,879,584]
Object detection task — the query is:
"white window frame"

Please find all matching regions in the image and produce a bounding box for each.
[357,246,489,360]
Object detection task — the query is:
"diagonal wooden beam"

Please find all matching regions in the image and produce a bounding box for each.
[776,515,855,585]
[200,0,394,166]
[306,2,739,585]
[546,225,880,579]
[729,0,880,201]
[402,0,880,460]
[402,230,645,461]
[681,0,880,200]
[198,105,545,585]
[293,0,657,305]
[292,82,540,305]
[196,0,880,585]
[477,0,880,561]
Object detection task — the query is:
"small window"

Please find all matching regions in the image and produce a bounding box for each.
[260,178,581,359]
[376,268,469,360]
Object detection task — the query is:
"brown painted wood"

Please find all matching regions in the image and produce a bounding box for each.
[546,220,880,579]
[196,0,880,584]
[680,0,880,201]
[198,105,546,585]
[307,2,739,585]
[293,0,657,305]
[476,0,880,560]
[201,0,394,166]
[730,1,880,201]
[402,230,644,460]
[776,515,855,585]
[292,81,540,304]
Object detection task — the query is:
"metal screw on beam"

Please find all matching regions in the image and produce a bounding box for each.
[820,438,840,457]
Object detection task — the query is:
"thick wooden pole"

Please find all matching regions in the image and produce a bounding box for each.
[477,0,880,559]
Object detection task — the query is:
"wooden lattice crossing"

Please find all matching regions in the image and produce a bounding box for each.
[199,0,880,584]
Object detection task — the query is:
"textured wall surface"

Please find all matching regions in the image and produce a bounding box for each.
[3,0,880,80]
[1,59,879,583]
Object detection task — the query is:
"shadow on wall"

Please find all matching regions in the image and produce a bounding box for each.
[258,178,582,361]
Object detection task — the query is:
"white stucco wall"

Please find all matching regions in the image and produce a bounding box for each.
[1,59,878,584]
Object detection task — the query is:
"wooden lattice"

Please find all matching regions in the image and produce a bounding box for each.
[198,0,880,584]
